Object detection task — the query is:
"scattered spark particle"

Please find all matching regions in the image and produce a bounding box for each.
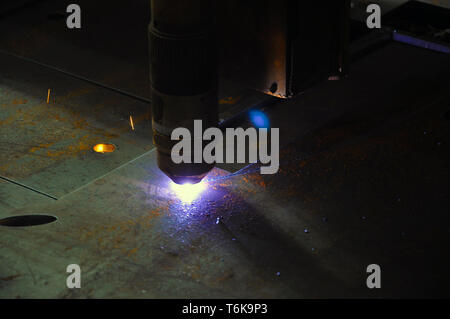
[129,115,135,131]
[47,89,51,104]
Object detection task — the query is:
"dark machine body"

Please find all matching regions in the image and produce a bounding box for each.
[149,0,350,184]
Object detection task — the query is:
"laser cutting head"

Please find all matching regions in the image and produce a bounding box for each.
[149,0,217,185]
[151,95,217,185]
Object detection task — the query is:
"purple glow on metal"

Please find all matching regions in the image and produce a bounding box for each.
[170,180,206,203]
[392,31,450,54]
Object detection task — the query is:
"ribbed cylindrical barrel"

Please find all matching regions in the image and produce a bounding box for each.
[149,0,218,184]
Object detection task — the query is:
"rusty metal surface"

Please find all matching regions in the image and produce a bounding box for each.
[0,0,275,114]
[0,51,154,199]
[0,151,345,298]
[1,42,449,298]
[0,179,53,217]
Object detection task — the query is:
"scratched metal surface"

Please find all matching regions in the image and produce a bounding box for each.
[0,151,347,298]
[0,51,154,200]
[1,42,449,298]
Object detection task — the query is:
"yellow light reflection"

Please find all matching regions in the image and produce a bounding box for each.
[93,143,116,153]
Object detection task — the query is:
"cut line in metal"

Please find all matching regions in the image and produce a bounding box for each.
[0,175,58,200]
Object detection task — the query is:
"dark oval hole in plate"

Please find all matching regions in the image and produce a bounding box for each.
[0,215,57,227]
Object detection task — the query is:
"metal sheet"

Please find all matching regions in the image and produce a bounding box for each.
[0,0,275,115]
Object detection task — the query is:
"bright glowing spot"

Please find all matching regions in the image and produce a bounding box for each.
[93,143,116,153]
[249,110,270,128]
[170,181,206,203]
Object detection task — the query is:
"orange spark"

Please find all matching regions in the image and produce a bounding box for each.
[129,115,135,131]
